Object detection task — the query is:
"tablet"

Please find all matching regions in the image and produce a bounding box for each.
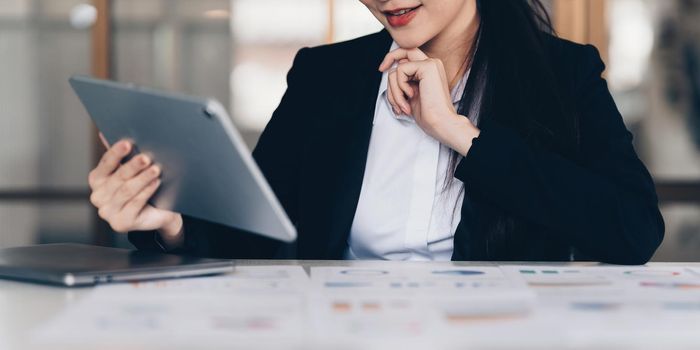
[69,75,296,242]
[0,244,234,287]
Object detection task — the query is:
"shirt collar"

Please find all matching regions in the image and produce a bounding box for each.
[377,41,470,123]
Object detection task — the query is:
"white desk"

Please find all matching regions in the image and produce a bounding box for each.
[2,260,700,350]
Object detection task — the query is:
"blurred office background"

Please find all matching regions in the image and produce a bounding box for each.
[1,0,699,261]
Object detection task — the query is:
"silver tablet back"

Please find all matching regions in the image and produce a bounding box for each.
[70,75,296,242]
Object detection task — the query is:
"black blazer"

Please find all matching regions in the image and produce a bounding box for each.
[130,30,664,265]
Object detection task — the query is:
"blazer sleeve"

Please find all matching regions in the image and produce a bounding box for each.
[455,45,665,265]
[128,48,313,258]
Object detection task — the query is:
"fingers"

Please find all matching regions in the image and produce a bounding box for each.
[89,154,152,208]
[110,164,161,211]
[379,47,429,72]
[395,65,415,100]
[96,164,161,231]
[389,70,411,115]
[118,178,162,230]
[86,139,175,234]
[396,61,423,99]
[379,47,432,117]
[394,60,420,80]
[88,140,131,189]
[386,76,400,115]
[114,154,152,182]
[101,190,175,234]
[397,59,451,97]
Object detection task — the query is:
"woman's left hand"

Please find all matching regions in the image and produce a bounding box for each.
[379,47,480,156]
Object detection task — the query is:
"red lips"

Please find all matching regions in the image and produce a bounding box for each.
[383,5,421,27]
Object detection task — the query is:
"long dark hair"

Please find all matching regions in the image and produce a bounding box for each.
[451,0,580,259]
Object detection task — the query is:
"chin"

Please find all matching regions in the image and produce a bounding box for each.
[388,32,431,49]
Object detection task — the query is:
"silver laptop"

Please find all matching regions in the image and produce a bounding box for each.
[0,244,234,287]
[69,75,296,242]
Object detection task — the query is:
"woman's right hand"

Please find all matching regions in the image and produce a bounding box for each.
[88,137,184,248]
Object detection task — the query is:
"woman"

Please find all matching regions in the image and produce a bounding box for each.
[87,0,664,264]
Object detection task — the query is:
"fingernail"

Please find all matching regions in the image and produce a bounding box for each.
[150,166,160,176]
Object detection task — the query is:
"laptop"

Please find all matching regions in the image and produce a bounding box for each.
[0,244,233,287]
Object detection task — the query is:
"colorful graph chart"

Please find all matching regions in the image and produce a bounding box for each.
[339,269,389,276]
[624,270,682,278]
[431,270,485,276]
[640,281,700,290]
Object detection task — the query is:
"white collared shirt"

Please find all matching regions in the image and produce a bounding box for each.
[346,42,472,261]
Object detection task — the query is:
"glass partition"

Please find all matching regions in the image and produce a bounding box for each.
[0,0,93,247]
[606,0,700,260]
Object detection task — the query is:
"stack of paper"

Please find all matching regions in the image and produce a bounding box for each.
[35,266,310,349]
[32,263,700,350]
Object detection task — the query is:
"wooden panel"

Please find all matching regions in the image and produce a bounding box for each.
[553,0,588,43]
[91,0,111,80]
[326,0,335,44]
[552,0,608,64]
[586,0,608,65]
[91,0,113,246]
